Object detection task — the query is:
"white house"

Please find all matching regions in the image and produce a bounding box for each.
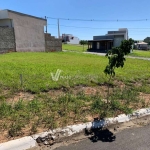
[62,34,80,45]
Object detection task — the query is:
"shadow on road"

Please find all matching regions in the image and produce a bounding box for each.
[89,128,116,143]
[85,118,116,143]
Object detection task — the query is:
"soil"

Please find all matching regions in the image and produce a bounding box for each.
[1,82,150,144]
[139,92,150,103]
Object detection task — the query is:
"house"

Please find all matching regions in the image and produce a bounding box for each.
[0,9,62,53]
[87,28,128,53]
[62,34,80,44]
[136,42,148,50]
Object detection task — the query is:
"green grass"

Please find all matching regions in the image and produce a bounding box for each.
[129,50,150,58]
[62,44,150,58]
[62,44,88,52]
[1,51,150,138]
[0,52,150,93]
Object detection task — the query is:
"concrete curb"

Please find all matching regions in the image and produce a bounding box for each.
[0,136,36,150]
[0,108,150,150]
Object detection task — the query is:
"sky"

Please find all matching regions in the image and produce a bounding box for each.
[1,0,150,40]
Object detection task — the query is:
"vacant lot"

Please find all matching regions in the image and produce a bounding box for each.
[62,44,88,52]
[129,50,150,58]
[0,52,150,93]
[0,51,150,143]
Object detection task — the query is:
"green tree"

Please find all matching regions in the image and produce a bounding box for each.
[104,38,133,77]
[79,40,88,45]
[103,38,134,117]
[79,40,84,45]
[144,37,150,45]
[79,40,88,51]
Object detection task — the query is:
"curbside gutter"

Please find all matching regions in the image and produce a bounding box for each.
[0,136,37,150]
[0,108,150,150]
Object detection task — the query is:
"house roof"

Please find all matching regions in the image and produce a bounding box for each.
[137,42,148,45]
[0,9,46,21]
[88,39,113,42]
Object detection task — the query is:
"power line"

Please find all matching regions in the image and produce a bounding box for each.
[47,24,150,30]
[47,17,149,22]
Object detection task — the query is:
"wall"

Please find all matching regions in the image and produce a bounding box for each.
[107,28,128,40]
[0,10,9,19]
[62,34,80,44]
[67,37,79,45]
[119,28,128,40]
[113,35,124,47]
[0,27,16,53]
[67,39,79,45]
[0,19,13,27]
[45,34,62,52]
[8,11,46,52]
[93,35,114,40]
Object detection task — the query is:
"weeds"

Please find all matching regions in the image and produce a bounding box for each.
[8,122,24,137]
[0,85,149,139]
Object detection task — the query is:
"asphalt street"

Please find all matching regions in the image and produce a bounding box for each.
[55,124,150,150]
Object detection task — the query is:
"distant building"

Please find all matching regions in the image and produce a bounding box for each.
[88,28,128,52]
[62,34,80,44]
[0,9,47,52]
[0,9,62,53]
[136,42,148,50]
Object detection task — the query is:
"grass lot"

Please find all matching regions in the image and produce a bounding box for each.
[129,50,150,58]
[0,52,150,93]
[0,51,150,141]
[62,44,88,52]
[62,44,150,58]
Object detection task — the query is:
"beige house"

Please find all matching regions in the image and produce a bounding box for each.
[0,9,47,52]
[136,42,148,50]
[0,9,62,53]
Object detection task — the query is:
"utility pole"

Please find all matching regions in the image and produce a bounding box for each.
[58,18,60,39]
[45,16,47,33]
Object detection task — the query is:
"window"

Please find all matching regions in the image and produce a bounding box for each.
[97,42,100,49]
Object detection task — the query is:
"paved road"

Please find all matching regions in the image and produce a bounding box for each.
[56,124,150,150]
[84,51,150,61]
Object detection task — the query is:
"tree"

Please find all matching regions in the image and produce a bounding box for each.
[104,38,134,77]
[79,40,88,45]
[103,38,134,117]
[144,37,150,45]
[79,40,88,51]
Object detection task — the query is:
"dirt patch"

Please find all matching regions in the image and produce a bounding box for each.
[114,80,126,89]
[139,92,150,103]
[4,85,109,102]
[6,92,35,103]
[47,86,107,98]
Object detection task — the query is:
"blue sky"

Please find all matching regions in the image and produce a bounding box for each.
[1,0,150,40]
